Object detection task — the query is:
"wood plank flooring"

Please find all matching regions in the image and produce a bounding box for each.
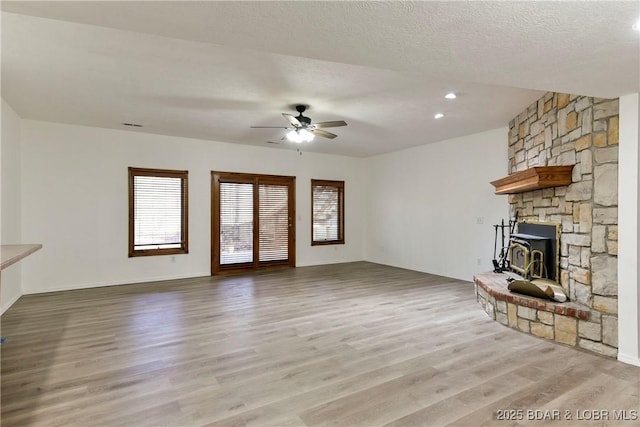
[1,262,638,426]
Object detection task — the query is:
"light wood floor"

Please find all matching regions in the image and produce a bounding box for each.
[1,262,638,427]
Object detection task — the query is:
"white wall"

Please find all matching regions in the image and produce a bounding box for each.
[365,128,510,281]
[19,120,365,294]
[10,111,640,367]
[618,93,640,366]
[1,99,24,313]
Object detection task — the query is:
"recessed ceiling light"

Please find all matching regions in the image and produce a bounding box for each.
[445,92,457,99]
[122,122,143,127]
[434,113,445,119]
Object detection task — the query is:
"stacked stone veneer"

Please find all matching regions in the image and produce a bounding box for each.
[498,92,618,358]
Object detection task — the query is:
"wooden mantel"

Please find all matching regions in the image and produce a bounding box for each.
[490,165,574,195]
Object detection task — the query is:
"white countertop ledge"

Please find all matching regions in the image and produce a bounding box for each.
[1,244,43,271]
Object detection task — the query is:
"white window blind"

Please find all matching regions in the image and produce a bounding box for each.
[129,168,187,256]
[259,184,289,262]
[312,180,344,244]
[220,182,254,265]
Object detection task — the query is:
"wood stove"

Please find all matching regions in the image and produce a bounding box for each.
[508,222,560,282]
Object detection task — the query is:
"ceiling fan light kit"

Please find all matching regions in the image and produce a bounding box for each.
[252,104,347,145]
[287,128,314,143]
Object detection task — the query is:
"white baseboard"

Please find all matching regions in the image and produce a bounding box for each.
[22,272,212,295]
[296,258,365,267]
[618,353,640,367]
[1,291,23,315]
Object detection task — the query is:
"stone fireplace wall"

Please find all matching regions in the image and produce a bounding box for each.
[507,92,618,357]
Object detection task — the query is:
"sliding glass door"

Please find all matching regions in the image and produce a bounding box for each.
[212,172,295,274]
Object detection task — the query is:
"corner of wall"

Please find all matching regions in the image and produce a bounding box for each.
[617,92,640,366]
[362,127,509,280]
[1,97,24,314]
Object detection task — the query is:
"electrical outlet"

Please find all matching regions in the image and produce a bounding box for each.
[476,217,484,224]
[477,258,482,265]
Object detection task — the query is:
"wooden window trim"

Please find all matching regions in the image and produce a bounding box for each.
[311,179,345,246]
[129,167,189,257]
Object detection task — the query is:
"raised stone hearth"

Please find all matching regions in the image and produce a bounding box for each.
[475,272,589,320]
[474,272,599,351]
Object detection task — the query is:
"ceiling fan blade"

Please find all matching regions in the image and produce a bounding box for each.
[282,113,301,127]
[311,129,338,139]
[314,120,347,129]
[251,126,290,128]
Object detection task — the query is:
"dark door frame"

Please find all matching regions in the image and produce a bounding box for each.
[211,171,296,275]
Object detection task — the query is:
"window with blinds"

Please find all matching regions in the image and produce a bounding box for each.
[311,179,344,245]
[128,167,188,257]
[219,182,254,265]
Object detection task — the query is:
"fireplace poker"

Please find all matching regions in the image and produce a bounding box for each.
[510,210,519,235]
[500,219,506,269]
[492,212,519,273]
[492,223,499,271]
[492,219,508,273]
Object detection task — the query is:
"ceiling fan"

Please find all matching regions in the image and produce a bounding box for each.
[251,105,347,143]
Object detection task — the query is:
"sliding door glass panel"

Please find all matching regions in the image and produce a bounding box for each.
[259,184,289,262]
[219,182,253,265]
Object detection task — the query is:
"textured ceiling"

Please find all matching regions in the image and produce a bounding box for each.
[2,1,638,157]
